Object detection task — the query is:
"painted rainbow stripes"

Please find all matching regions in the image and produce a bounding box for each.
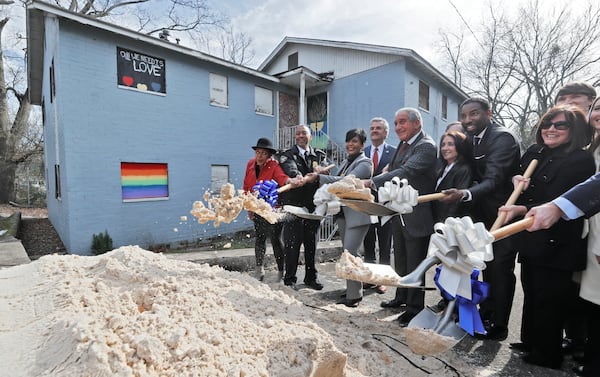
[121,162,169,201]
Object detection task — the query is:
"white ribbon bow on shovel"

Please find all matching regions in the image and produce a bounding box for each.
[377,177,418,224]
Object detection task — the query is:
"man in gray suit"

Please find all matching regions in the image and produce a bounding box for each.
[366,107,437,327]
[363,117,396,294]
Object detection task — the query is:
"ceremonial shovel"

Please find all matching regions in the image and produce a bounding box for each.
[406,217,535,343]
[339,192,447,216]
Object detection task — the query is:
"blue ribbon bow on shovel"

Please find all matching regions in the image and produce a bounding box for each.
[434,266,489,336]
[252,179,279,208]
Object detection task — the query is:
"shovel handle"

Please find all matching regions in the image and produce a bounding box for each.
[277,184,293,193]
[491,216,534,241]
[490,159,538,231]
[323,164,336,172]
[417,192,447,203]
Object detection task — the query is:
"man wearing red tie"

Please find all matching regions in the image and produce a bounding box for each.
[363,117,396,294]
[366,108,438,327]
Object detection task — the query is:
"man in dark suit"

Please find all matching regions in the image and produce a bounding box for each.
[367,108,437,327]
[279,125,328,290]
[442,97,520,340]
[362,117,396,294]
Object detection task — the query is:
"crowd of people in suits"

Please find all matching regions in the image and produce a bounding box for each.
[242,81,600,376]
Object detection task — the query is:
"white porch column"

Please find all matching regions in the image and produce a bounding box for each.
[299,71,306,125]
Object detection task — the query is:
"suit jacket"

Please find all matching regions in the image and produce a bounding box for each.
[372,131,437,237]
[365,143,396,176]
[278,145,328,211]
[319,152,375,229]
[563,172,600,218]
[469,123,520,227]
[432,160,473,222]
[516,145,595,271]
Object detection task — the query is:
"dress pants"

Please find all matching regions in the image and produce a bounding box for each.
[390,216,430,315]
[363,218,392,265]
[520,263,572,366]
[337,217,370,300]
[253,215,284,271]
[282,216,320,285]
[479,237,517,328]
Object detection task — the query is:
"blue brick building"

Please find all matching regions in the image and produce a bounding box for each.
[27,1,467,254]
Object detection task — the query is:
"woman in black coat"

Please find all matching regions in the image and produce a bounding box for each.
[499,105,595,370]
[432,130,473,222]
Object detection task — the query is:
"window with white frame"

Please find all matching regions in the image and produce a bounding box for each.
[209,73,228,107]
[442,95,448,120]
[210,165,229,192]
[255,86,273,116]
[419,80,430,111]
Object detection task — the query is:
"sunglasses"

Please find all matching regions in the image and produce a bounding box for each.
[541,121,571,130]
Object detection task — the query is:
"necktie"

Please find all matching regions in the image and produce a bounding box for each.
[372,147,379,173]
[473,136,481,146]
[303,150,309,164]
[398,142,408,155]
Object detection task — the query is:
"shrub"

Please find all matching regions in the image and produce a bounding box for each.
[91,230,113,255]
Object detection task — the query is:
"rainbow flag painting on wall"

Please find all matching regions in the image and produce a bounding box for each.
[121,162,169,202]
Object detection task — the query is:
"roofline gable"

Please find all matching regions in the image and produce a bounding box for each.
[27,0,278,105]
[258,36,467,99]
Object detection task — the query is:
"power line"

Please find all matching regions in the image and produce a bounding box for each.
[447,0,484,48]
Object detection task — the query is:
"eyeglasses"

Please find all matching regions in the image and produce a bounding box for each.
[541,121,571,130]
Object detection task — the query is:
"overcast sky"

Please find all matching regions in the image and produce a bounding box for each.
[207,0,578,70]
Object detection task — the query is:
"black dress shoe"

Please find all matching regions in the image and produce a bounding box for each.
[397,311,416,328]
[474,323,508,341]
[380,299,406,308]
[284,280,297,290]
[304,280,324,290]
[509,342,531,352]
[337,297,362,307]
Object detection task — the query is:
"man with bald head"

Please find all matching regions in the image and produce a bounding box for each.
[278,125,329,290]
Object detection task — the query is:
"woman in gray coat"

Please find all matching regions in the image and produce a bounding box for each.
[305,128,375,307]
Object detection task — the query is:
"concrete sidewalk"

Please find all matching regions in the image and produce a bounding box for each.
[165,239,343,271]
[0,238,31,267]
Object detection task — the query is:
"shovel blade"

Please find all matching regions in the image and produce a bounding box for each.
[408,307,466,341]
[339,199,398,216]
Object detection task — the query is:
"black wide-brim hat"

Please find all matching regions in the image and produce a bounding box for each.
[251,137,277,154]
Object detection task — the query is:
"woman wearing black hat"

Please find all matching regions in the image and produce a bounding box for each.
[243,137,295,281]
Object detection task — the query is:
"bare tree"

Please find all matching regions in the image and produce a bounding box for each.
[194,26,256,66]
[438,0,600,149]
[215,26,255,66]
[0,0,251,203]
